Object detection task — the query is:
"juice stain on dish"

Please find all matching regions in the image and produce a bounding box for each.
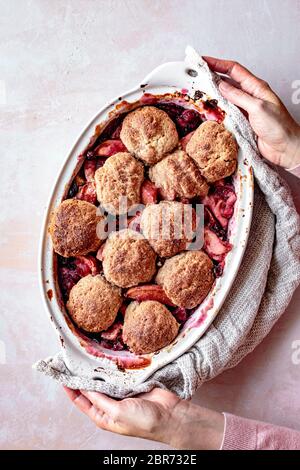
[47,289,53,301]
[189,297,214,328]
[85,345,151,370]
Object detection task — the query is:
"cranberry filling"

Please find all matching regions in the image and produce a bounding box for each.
[203,227,232,262]
[141,180,158,205]
[89,114,125,153]
[204,207,226,240]
[201,99,225,123]
[213,183,237,219]
[99,310,128,351]
[102,339,125,351]
[74,255,100,277]
[84,159,97,182]
[101,321,123,342]
[172,307,188,324]
[75,182,97,205]
[213,260,225,278]
[68,180,78,198]
[95,139,127,157]
[58,255,100,299]
[155,103,203,137]
[203,183,236,230]
[59,266,81,299]
[83,157,106,180]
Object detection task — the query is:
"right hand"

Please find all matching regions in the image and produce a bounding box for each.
[204,57,300,170]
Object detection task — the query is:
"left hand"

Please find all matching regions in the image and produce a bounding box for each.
[64,386,224,449]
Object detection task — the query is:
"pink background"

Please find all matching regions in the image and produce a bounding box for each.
[1,0,300,450]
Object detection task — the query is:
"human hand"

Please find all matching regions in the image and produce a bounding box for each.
[204,57,300,170]
[64,386,224,450]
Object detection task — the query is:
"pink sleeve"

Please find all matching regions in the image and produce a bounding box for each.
[287,164,300,178]
[221,413,300,450]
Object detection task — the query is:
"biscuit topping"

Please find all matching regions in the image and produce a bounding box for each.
[123,301,179,354]
[95,152,144,214]
[102,229,157,288]
[186,121,238,183]
[120,106,179,165]
[52,95,238,356]
[49,199,105,257]
[149,149,209,199]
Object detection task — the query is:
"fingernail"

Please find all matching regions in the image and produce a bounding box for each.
[219,80,231,91]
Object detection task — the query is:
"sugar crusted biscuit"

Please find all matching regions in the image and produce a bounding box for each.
[186,121,238,183]
[120,106,179,165]
[140,201,196,258]
[123,300,179,354]
[95,152,144,214]
[102,229,157,288]
[156,250,214,308]
[49,199,104,257]
[67,274,122,332]
[149,149,209,198]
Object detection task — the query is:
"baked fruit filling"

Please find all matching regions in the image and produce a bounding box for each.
[51,94,238,357]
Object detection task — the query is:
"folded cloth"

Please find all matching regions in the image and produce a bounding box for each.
[34,48,300,399]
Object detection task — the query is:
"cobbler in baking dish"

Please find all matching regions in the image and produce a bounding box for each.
[49,92,238,357]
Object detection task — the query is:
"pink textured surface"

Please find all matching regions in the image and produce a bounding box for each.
[1,0,300,450]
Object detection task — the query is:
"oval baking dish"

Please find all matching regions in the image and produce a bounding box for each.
[39,47,253,388]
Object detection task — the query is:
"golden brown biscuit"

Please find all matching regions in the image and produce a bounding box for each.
[123,300,179,354]
[49,199,104,257]
[156,250,214,308]
[120,106,179,165]
[67,274,122,332]
[94,152,144,214]
[140,201,196,258]
[186,121,238,183]
[102,229,157,288]
[149,149,209,198]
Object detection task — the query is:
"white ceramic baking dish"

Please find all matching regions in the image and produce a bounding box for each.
[39,47,253,388]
